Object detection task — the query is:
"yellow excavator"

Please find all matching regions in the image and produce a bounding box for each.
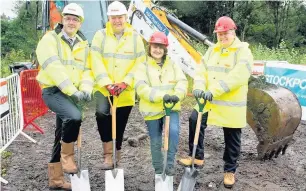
[35,0,302,160]
[128,0,302,160]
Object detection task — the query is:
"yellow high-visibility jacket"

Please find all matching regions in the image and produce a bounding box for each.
[135,56,188,120]
[36,24,93,95]
[194,37,254,128]
[91,22,146,107]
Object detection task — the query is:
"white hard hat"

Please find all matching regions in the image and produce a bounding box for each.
[107,1,128,16]
[62,3,84,22]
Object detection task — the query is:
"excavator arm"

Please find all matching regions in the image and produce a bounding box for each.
[128,0,302,160]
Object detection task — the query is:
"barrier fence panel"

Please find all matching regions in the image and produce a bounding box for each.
[0,73,37,184]
[20,69,48,134]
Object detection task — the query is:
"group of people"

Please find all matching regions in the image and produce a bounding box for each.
[36,1,254,190]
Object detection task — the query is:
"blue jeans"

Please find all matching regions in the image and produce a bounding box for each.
[145,112,180,175]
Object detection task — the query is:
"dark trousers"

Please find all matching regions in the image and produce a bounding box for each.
[189,109,241,172]
[95,92,132,151]
[42,87,82,163]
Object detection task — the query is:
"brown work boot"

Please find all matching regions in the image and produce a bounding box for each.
[178,156,204,167]
[60,141,77,174]
[100,141,113,170]
[224,172,235,188]
[48,162,71,190]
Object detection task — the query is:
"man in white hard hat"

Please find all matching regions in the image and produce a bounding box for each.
[36,3,93,190]
[91,1,145,169]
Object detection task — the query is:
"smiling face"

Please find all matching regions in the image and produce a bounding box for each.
[109,15,127,34]
[216,30,236,48]
[150,43,166,62]
[62,14,81,37]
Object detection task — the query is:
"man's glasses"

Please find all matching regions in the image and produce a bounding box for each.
[63,17,80,23]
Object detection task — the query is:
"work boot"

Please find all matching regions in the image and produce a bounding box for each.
[178,156,204,167]
[48,162,71,190]
[224,172,235,188]
[100,141,113,170]
[60,141,77,174]
[166,167,175,176]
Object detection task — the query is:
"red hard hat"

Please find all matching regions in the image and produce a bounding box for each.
[214,16,237,33]
[149,31,169,46]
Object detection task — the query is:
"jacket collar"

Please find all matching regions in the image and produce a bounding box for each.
[54,23,87,41]
[105,22,134,36]
[213,37,248,52]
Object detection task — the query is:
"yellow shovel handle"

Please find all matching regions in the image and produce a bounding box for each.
[164,115,170,151]
[194,112,203,145]
[108,96,118,140]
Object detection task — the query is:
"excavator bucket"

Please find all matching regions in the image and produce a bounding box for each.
[247,76,302,160]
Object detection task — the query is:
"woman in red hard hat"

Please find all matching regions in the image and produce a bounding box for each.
[134,31,188,180]
[179,16,254,188]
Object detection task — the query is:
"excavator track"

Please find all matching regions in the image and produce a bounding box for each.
[247,76,302,159]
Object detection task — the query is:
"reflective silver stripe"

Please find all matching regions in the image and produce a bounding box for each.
[142,111,164,117]
[58,79,73,90]
[135,51,145,58]
[233,48,241,67]
[135,80,147,89]
[103,53,136,60]
[126,73,134,78]
[240,59,252,73]
[101,29,106,55]
[149,89,157,103]
[207,66,231,73]
[91,46,103,54]
[146,62,152,85]
[152,85,175,90]
[175,87,185,93]
[42,56,60,69]
[210,100,246,107]
[84,46,89,65]
[96,73,109,81]
[80,80,93,86]
[62,60,85,70]
[194,80,205,83]
[219,80,230,93]
[51,32,63,61]
[133,32,137,58]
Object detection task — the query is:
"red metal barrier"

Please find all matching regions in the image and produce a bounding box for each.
[20,69,48,134]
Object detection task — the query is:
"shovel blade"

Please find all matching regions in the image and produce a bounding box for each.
[70,170,91,191]
[177,167,198,191]
[105,168,124,191]
[155,174,173,191]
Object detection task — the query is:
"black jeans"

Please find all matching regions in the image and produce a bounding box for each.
[42,87,82,163]
[189,109,241,172]
[95,92,132,151]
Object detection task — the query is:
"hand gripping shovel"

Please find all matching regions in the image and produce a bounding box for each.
[70,128,91,191]
[105,96,124,191]
[155,95,179,191]
[178,97,206,191]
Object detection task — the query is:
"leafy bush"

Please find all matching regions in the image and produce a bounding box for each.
[191,40,306,65]
[1,49,28,78]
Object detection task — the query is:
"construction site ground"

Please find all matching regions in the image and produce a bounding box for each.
[2,97,306,191]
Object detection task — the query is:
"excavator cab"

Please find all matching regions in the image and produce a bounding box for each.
[41,0,108,42]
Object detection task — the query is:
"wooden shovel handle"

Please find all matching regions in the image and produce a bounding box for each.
[194,112,203,145]
[77,128,81,148]
[164,116,170,151]
[108,96,118,140]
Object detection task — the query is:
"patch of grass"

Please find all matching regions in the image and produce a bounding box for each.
[1,151,12,159]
